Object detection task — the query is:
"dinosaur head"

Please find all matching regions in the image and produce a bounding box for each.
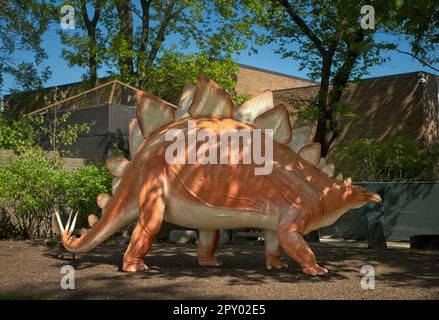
[321,177,382,226]
[339,177,382,208]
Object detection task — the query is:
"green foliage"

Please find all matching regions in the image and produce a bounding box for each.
[384,0,439,68]
[65,163,112,226]
[334,134,439,182]
[232,93,252,107]
[0,149,112,239]
[35,111,92,154]
[0,149,68,238]
[145,51,239,104]
[58,1,252,93]
[219,0,438,155]
[0,0,52,90]
[0,114,38,152]
[0,109,91,155]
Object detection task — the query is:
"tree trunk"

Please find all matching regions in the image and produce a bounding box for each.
[116,0,135,78]
[313,56,337,158]
[81,2,101,88]
[89,51,98,87]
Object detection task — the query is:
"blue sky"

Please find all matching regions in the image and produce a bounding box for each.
[2,15,437,95]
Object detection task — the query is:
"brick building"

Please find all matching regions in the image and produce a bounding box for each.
[273,71,439,164]
[234,63,316,95]
[3,64,315,161]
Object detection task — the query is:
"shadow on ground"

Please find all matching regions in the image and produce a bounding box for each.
[1,241,438,299]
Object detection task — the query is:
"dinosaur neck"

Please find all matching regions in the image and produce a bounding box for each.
[320,179,351,217]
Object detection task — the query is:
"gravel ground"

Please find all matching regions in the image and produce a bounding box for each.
[0,240,438,300]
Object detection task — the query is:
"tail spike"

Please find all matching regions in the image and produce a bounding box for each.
[54,209,65,234]
[68,213,78,234]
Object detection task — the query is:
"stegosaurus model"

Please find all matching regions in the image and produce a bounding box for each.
[56,74,381,276]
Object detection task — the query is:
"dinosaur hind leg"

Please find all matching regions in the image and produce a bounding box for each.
[198,229,222,267]
[264,230,288,270]
[123,223,153,272]
[122,174,165,272]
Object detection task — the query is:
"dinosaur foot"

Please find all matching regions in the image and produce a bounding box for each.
[198,257,222,267]
[122,261,149,273]
[266,256,288,270]
[302,265,328,276]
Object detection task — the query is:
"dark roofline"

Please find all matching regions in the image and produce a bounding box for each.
[272,70,439,93]
[4,64,316,98]
[2,76,114,99]
[272,84,320,93]
[357,70,438,82]
[237,63,317,84]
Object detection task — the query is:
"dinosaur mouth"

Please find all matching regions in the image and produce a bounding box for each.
[368,193,382,203]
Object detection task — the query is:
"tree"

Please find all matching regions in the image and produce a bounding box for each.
[216,0,437,242]
[0,0,52,91]
[58,0,106,87]
[383,0,438,72]
[59,1,253,96]
[334,134,439,182]
[143,50,239,104]
[220,0,438,157]
[105,0,252,89]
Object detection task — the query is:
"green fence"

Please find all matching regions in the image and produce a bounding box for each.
[320,182,439,241]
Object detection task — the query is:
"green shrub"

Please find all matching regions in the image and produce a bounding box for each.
[0,149,113,238]
[334,134,439,182]
[65,163,112,227]
[0,207,18,238]
[0,115,38,152]
[0,149,68,238]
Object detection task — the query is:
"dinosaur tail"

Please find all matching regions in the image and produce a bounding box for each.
[55,191,137,253]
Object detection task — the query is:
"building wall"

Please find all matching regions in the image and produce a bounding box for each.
[235,64,315,96]
[273,72,439,178]
[42,103,135,162]
[273,72,439,148]
[422,73,439,148]
[108,104,136,135]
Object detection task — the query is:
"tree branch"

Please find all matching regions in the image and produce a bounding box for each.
[274,0,325,56]
[140,0,152,53]
[145,0,178,67]
[393,48,439,73]
[327,22,346,58]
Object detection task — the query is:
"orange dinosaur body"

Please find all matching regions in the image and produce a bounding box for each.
[56,75,381,276]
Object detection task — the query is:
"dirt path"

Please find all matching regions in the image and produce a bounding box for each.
[0,240,438,299]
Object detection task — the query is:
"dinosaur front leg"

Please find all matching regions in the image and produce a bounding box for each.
[277,209,328,276]
[123,171,165,273]
[264,230,288,270]
[198,229,222,267]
